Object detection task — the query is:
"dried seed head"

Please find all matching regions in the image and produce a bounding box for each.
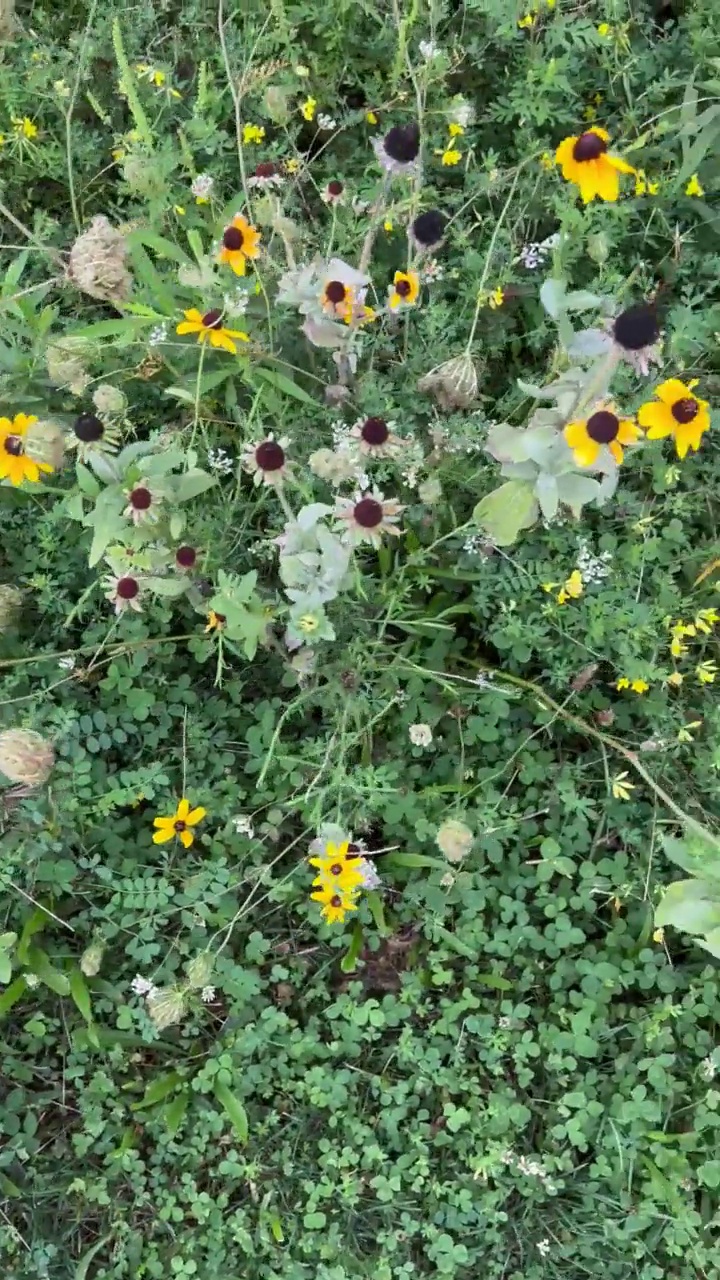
[24,419,65,471]
[0,585,23,632]
[80,941,105,977]
[92,384,127,416]
[68,216,132,304]
[0,729,55,787]
[418,353,479,411]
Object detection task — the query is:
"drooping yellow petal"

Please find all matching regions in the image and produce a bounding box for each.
[607,154,636,176]
[176,320,203,335]
[152,827,174,844]
[617,419,642,445]
[208,331,238,353]
[577,163,603,204]
[608,440,624,464]
[593,158,621,202]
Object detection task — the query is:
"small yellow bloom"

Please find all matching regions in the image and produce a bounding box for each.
[174,205,186,216]
[285,157,301,174]
[616,677,649,694]
[670,635,687,658]
[557,570,583,604]
[638,378,712,460]
[298,614,320,634]
[666,672,684,687]
[685,173,704,197]
[152,797,207,849]
[542,582,559,594]
[652,927,665,944]
[540,151,555,171]
[383,218,394,232]
[242,123,266,145]
[677,720,702,743]
[176,308,249,354]
[389,269,420,310]
[696,661,717,685]
[301,96,317,122]
[518,12,536,28]
[696,608,719,630]
[310,880,359,925]
[583,105,597,122]
[366,110,378,125]
[597,22,612,36]
[439,148,462,166]
[12,117,38,140]
[448,122,464,137]
[611,772,636,801]
[488,286,504,310]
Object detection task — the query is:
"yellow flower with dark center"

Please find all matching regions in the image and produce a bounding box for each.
[637,379,711,459]
[555,127,635,203]
[389,270,420,310]
[309,840,365,894]
[321,278,354,320]
[0,414,53,486]
[564,407,641,467]
[176,308,249,354]
[310,881,359,925]
[218,215,261,277]
[152,797,207,848]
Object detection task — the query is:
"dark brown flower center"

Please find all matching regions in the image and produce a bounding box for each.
[354,497,383,528]
[362,417,389,445]
[202,309,224,329]
[130,486,152,510]
[572,131,608,162]
[176,545,197,568]
[223,225,244,251]
[671,397,698,424]
[329,863,343,875]
[412,209,446,246]
[3,434,24,456]
[174,820,187,832]
[612,304,659,352]
[116,577,139,600]
[255,162,276,178]
[330,894,343,908]
[325,280,347,304]
[74,413,104,442]
[255,440,285,471]
[395,278,412,298]
[327,180,343,196]
[586,410,620,444]
[383,123,420,163]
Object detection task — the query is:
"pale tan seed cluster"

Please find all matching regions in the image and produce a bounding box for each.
[68,215,132,304]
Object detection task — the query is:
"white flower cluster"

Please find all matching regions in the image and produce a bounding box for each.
[450,96,474,128]
[191,173,214,200]
[131,974,159,998]
[519,232,561,270]
[409,723,433,747]
[700,1054,717,1082]
[232,814,255,837]
[207,447,235,475]
[317,112,337,130]
[419,39,442,60]
[148,322,168,346]
[576,538,612,583]
[501,1149,556,1193]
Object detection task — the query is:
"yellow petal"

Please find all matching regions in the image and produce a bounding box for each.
[577,164,602,204]
[609,440,624,464]
[182,308,203,325]
[209,331,237,353]
[229,253,247,276]
[594,158,620,201]
[175,798,190,820]
[179,829,194,848]
[187,806,206,825]
[607,154,635,176]
[176,320,202,335]
[637,402,674,437]
[617,419,641,445]
[655,378,691,406]
[573,440,600,467]
[153,815,173,829]
[589,127,610,142]
[564,421,588,448]
[152,828,174,844]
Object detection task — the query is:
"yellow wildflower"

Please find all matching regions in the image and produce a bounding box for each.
[152,797,207,849]
[666,671,683,687]
[685,173,704,197]
[611,772,635,801]
[696,661,717,684]
[439,148,462,166]
[488,286,504,309]
[597,22,612,36]
[12,117,38,140]
[677,721,702,743]
[242,123,266,145]
[518,12,536,28]
[448,122,464,137]
[366,111,378,125]
[301,96,317,121]
[616,677,649,694]
[557,570,583,604]
[653,927,665,944]
[285,157,301,174]
[383,218,394,232]
[695,608,719,633]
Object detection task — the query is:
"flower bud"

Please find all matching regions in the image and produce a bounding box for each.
[92,384,127,416]
[146,987,187,1029]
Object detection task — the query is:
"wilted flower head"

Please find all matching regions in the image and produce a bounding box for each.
[436,817,474,863]
[23,419,65,472]
[80,941,105,976]
[146,986,187,1029]
[349,416,404,458]
[409,723,433,747]
[104,573,143,615]
[309,446,363,487]
[92,384,127,416]
[45,336,92,394]
[610,302,662,375]
[0,729,55,786]
[418,353,478,410]
[68,216,132,304]
[373,122,420,176]
[411,209,446,250]
[322,179,345,204]
[247,160,284,190]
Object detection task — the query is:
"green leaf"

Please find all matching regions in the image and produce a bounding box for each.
[163,1091,189,1135]
[662,833,720,879]
[69,968,93,1023]
[365,891,391,936]
[0,953,12,984]
[129,229,190,266]
[26,947,71,995]
[385,852,448,870]
[132,1071,182,1111]
[252,365,317,406]
[176,469,217,503]
[0,977,27,1018]
[655,878,720,934]
[75,463,101,498]
[73,1233,114,1280]
[340,923,364,973]
[213,1080,249,1143]
[473,481,539,547]
[17,907,47,963]
[540,278,567,318]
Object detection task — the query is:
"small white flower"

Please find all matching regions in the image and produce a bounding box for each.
[201,985,216,1003]
[191,173,214,200]
[498,1016,512,1029]
[520,244,543,270]
[450,96,474,128]
[317,112,337,131]
[409,723,433,747]
[58,656,76,671]
[207,447,234,475]
[537,1240,551,1258]
[232,814,254,837]
[131,975,155,997]
[419,39,441,59]
[700,1055,717,1082]
[149,322,168,346]
[25,973,40,989]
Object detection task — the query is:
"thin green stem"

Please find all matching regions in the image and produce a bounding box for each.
[65,0,100,233]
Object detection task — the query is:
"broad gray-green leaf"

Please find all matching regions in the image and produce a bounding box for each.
[535,472,559,521]
[663,833,720,879]
[654,878,720,934]
[555,472,602,517]
[567,328,612,360]
[540,278,567,319]
[564,290,604,312]
[473,481,539,546]
[176,470,217,503]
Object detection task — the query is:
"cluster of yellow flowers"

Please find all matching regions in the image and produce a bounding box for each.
[436,121,464,167]
[666,609,719,686]
[555,125,705,205]
[565,379,712,468]
[542,569,583,604]
[309,841,365,924]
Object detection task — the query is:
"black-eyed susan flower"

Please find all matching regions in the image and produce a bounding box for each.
[411,209,446,250]
[175,545,197,570]
[321,179,345,205]
[152,797,207,848]
[349,416,404,458]
[310,881,359,925]
[218,214,261,276]
[334,489,405,547]
[309,841,365,894]
[564,406,642,467]
[609,302,662,376]
[0,414,53,486]
[103,573,143,615]
[555,127,635,203]
[123,480,160,526]
[372,122,420,176]
[637,379,711,459]
[241,434,292,487]
[176,308,249,354]
[389,269,420,310]
[247,161,284,190]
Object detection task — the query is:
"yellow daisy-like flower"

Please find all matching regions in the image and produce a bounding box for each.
[564,407,641,468]
[301,96,317,121]
[439,148,462,166]
[448,122,464,137]
[152,797,207,849]
[637,379,711,460]
[666,671,683,687]
[697,661,717,685]
[616,677,649,694]
[218,214,262,277]
[611,772,635,801]
[12,116,38,140]
[176,307,249,354]
[557,569,583,603]
[309,840,364,893]
[555,127,635,203]
[242,123,265,144]
[0,414,53,487]
[488,286,504,309]
[310,881,359,925]
[389,270,420,310]
[685,173,704,197]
